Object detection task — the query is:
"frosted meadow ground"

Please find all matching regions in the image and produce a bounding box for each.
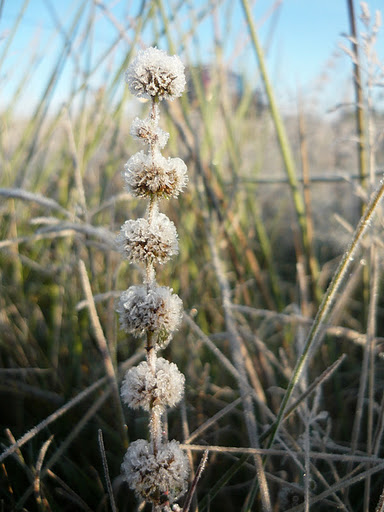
[1,1,384,511]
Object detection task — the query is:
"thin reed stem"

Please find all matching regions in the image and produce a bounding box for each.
[98,429,118,512]
[240,0,313,285]
[347,0,368,195]
[182,450,209,512]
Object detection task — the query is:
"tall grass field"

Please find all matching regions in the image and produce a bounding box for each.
[1,1,384,511]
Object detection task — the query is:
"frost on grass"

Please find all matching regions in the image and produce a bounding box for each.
[117,285,183,347]
[122,439,189,503]
[121,357,185,411]
[125,47,186,101]
[123,151,188,198]
[116,214,178,265]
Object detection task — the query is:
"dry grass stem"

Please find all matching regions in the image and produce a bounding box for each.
[98,429,118,512]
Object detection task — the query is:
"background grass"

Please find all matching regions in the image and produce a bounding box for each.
[1,1,384,511]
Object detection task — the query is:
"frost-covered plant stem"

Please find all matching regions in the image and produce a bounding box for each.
[118,47,189,510]
[144,98,167,458]
[146,328,161,455]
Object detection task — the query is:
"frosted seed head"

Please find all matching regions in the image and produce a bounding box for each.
[121,357,185,411]
[117,285,183,347]
[116,214,178,265]
[130,116,169,149]
[121,362,156,411]
[125,47,186,101]
[121,439,189,504]
[165,156,188,197]
[154,358,185,407]
[123,151,188,198]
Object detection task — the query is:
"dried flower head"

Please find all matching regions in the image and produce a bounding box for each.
[117,285,183,346]
[121,357,185,411]
[125,47,186,101]
[130,116,169,149]
[124,151,188,198]
[122,439,189,503]
[116,214,178,265]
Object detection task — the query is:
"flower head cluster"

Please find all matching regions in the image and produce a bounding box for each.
[121,357,185,411]
[130,116,169,149]
[122,440,189,503]
[117,285,183,347]
[125,47,186,101]
[124,151,188,199]
[116,214,179,265]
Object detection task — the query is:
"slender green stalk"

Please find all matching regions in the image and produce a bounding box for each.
[346,1,370,398]
[347,0,368,195]
[240,0,318,287]
[265,178,384,448]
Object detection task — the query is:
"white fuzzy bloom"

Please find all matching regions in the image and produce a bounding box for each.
[125,47,186,101]
[122,439,189,503]
[116,214,178,265]
[124,151,188,198]
[117,285,183,346]
[121,357,185,411]
[130,116,169,149]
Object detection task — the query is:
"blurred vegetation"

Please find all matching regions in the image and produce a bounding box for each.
[1,1,384,511]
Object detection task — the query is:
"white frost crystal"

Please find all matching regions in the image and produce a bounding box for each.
[122,439,189,503]
[121,357,185,411]
[125,47,186,101]
[130,116,169,149]
[117,285,183,346]
[116,214,178,264]
[123,150,188,198]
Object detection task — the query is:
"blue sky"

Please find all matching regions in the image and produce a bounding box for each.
[1,0,384,115]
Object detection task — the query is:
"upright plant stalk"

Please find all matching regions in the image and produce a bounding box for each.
[347,0,368,196]
[240,0,319,291]
[116,48,189,511]
[265,179,384,448]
